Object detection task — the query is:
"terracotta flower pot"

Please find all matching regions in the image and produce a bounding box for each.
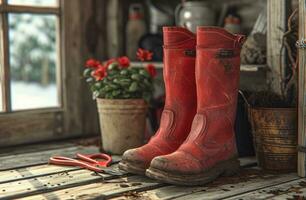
[96,98,148,154]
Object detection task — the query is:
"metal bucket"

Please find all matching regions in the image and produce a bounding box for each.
[248,107,297,172]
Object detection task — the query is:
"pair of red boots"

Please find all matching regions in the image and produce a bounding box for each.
[119,26,245,186]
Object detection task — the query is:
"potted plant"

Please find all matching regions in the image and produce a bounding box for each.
[242,9,298,172]
[83,49,156,154]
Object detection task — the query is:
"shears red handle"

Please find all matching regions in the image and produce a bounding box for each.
[49,153,112,173]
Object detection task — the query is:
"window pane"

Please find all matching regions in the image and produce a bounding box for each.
[9,14,59,110]
[8,0,57,7]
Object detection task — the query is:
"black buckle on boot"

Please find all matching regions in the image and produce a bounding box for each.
[184,49,196,57]
[216,49,235,58]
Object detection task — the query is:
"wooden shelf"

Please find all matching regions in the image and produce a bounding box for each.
[130,62,163,69]
[131,62,267,72]
[241,64,267,72]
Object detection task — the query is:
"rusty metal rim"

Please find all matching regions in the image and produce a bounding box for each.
[249,107,296,112]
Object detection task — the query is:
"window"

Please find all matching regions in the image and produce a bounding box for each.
[1,0,60,111]
[0,0,83,146]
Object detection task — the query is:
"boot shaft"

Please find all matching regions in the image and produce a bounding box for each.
[182,27,245,150]
[162,27,197,110]
[147,27,198,142]
[196,27,245,118]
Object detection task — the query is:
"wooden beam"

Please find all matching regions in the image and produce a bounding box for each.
[0,1,11,112]
[0,4,60,15]
[106,0,124,58]
[298,0,306,177]
[266,0,288,95]
[0,109,64,147]
[79,0,107,136]
[60,0,83,136]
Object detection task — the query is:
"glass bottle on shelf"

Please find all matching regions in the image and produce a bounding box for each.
[126,4,146,60]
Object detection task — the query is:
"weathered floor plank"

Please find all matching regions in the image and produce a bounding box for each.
[0,145,100,170]
[111,172,299,200]
[173,174,299,200]
[0,167,118,199]
[19,176,164,200]
[0,155,122,184]
[0,164,76,184]
[0,149,256,199]
[1,140,302,200]
[0,141,75,157]
[225,178,306,200]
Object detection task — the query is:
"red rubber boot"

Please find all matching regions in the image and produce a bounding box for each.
[119,27,197,175]
[146,27,245,185]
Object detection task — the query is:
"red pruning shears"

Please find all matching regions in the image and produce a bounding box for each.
[49,153,113,173]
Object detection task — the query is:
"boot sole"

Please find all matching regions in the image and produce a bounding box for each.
[118,160,146,175]
[145,157,240,186]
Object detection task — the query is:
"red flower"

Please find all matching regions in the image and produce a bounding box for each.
[117,56,130,68]
[85,58,100,68]
[136,48,153,61]
[104,58,116,68]
[93,65,107,81]
[146,64,157,78]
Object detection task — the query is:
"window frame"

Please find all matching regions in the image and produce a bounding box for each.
[298,0,306,177]
[0,0,83,147]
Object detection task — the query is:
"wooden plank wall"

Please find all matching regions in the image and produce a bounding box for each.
[267,0,289,95]
[298,0,306,177]
[80,0,107,136]
[62,0,107,137]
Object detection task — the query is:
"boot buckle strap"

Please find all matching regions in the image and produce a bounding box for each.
[216,49,235,58]
[184,49,196,57]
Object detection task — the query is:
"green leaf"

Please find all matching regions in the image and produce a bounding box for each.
[113,78,120,84]
[139,69,150,78]
[108,62,119,70]
[103,78,109,84]
[105,93,114,99]
[120,69,128,75]
[129,82,138,92]
[101,85,112,92]
[131,74,141,81]
[92,91,100,99]
[86,77,94,83]
[83,68,92,77]
[95,82,103,88]
[112,90,121,97]
[116,78,131,87]
[109,83,119,89]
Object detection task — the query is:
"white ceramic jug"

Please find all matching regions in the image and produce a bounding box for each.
[175,1,216,33]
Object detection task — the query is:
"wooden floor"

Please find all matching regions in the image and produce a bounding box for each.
[0,139,304,200]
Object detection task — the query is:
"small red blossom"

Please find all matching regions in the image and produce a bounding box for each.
[136,48,153,61]
[117,56,130,68]
[104,58,116,68]
[85,58,100,68]
[93,65,108,81]
[146,64,157,78]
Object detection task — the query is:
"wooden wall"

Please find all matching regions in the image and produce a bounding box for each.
[64,0,107,137]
